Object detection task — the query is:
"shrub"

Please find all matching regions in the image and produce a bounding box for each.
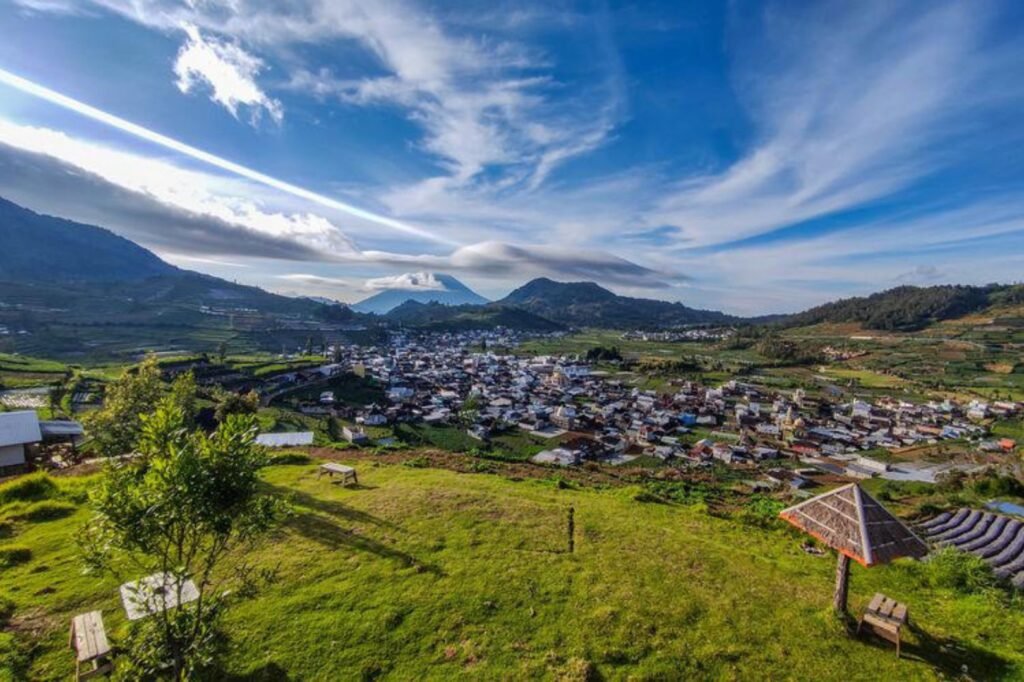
[403,456,430,468]
[0,546,32,569]
[643,481,710,506]
[267,452,312,466]
[633,491,667,504]
[0,593,14,624]
[972,473,1024,498]
[0,474,57,506]
[925,547,1001,594]
[738,495,785,528]
[7,501,77,523]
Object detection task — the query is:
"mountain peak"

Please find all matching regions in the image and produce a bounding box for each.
[503,278,617,306]
[499,277,734,329]
[353,272,488,314]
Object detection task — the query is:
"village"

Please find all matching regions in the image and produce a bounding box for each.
[188,328,1023,491]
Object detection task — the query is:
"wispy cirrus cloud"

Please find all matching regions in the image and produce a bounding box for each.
[648,2,1011,249]
[67,0,623,195]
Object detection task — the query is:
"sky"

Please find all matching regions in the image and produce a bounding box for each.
[0,0,1022,315]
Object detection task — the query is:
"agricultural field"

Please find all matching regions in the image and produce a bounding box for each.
[0,354,68,390]
[778,318,1024,401]
[2,462,1023,680]
[519,320,1024,403]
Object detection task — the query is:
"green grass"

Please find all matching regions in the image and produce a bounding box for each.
[992,419,1024,443]
[272,373,385,407]
[394,423,481,453]
[2,465,1024,680]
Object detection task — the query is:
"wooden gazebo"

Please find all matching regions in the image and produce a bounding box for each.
[779,483,928,613]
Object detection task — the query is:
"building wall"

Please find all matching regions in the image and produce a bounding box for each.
[0,443,26,468]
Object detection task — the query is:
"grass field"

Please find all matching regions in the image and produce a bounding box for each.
[2,462,1023,680]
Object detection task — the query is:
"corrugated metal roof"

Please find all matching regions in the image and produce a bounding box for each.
[0,410,42,447]
[255,431,314,447]
[39,420,85,438]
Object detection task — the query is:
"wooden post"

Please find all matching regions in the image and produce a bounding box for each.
[567,505,575,554]
[833,553,850,614]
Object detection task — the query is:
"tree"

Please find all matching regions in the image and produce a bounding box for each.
[85,356,175,457]
[216,341,228,365]
[82,404,285,679]
[325,416,341,443]
[458,394,482,429]
[212,388,261,425]
[168,371,198,427]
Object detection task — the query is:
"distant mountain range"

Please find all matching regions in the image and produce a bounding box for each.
[2,195,1022,356]
[352,273,488,314]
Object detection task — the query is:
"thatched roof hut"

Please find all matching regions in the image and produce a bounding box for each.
[780,483,928,566]
[780,483,928,612]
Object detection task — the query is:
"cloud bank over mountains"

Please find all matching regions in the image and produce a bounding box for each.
[2,0,1023,312]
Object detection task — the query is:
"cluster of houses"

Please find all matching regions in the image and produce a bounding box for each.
[2,328,1020,487]
[272,330,1021,482]
[620,328,733,342]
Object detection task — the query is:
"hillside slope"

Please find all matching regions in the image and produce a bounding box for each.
[0,197,175,281]
[385,300,564,331]
[786,284,1024,332]
[2,462,1021,680]
[500,277,737,328]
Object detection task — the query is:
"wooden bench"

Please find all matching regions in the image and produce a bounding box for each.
[857,593,909,656]
[69,611,112,680]
[317,462,358,486]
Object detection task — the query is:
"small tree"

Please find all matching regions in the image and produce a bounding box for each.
[216,341,228,365]
[84,356,164,457]
[458,394,482,430]
[212,388,261,425]
[325,416,341,443]
[83,404,284,679]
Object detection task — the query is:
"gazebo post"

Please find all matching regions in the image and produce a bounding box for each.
[833,553,850,614]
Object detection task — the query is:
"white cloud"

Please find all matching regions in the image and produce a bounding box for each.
[12,0,87,14]
[357,241,673,289]
[174,23,282,124]
[0,119,356,256]
[364,272,446,292]
[84,0,621,191]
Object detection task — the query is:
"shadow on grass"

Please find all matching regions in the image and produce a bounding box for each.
[287,511,444,576]
[212,662,291,681]
[856,621,1010,679]
[263,483,397,530]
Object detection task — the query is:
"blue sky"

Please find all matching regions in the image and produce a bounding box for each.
[0,0,1022,314]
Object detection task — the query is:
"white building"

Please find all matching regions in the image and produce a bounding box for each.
[0,411,42,471]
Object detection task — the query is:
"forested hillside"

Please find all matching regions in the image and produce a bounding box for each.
[786,284,1024,331]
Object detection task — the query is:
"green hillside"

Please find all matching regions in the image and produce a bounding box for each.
[2,461,1022,680]
[785,284,1024,332]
